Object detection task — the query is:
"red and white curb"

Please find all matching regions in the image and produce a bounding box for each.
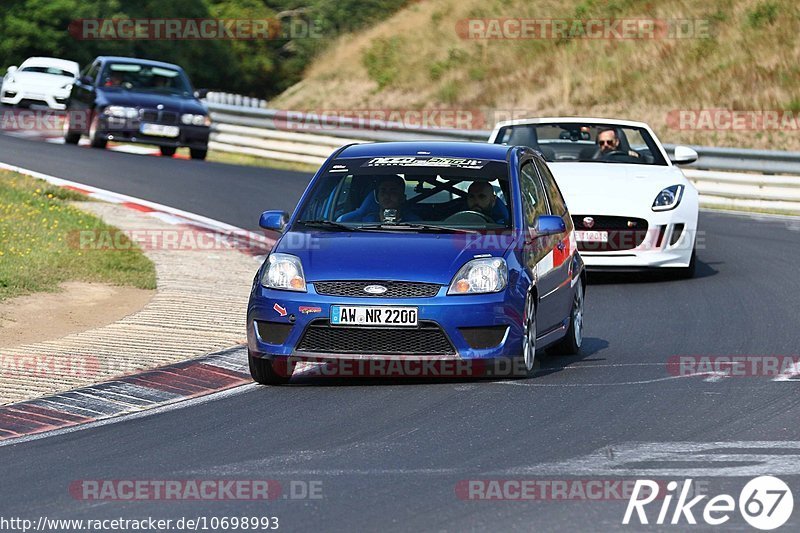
[0,161,276,258]
[0,347,250,444]
[0,162,279,442]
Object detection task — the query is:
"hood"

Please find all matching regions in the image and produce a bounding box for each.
[548,162,690,214]
[97,89,206,114]
[275,230,514,284]
[8,72,74,89]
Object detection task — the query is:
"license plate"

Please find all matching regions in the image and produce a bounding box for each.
[330,305,418,327]
[140,123,180,138]
[575,230,608,243]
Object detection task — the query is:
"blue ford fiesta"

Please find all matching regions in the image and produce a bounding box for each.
[247,142,585,384]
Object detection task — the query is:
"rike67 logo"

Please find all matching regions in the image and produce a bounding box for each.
[623,476,794,530]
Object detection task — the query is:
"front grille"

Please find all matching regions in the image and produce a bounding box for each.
[572,215,649,252]
[140,109,178,125]
[297,320,455,355]
[314,281,440,298]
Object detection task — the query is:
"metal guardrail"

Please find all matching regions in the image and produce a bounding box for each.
[204,102,800,214]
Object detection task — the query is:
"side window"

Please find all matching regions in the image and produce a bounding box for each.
[332,175,353,215]
[535,159,568,216]
[519,163,549,227]
[83,62,100,84]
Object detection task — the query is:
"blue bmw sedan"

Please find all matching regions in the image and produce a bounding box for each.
[247,142,585,384]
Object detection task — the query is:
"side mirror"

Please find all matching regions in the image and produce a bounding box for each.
[534,215,566,237]
[670,145,698,165]
[79,75,94,86]
[194,88,209,99]
[259,210,289,231]
[6,66,17,75]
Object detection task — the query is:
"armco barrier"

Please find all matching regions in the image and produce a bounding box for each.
[204,101,800,214]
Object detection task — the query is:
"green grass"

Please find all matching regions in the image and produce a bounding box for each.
[0,170,156,301]
[205,150,318,173]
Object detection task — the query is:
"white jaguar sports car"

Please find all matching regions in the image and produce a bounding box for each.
[1,57,80,110]
[489,117,699,278]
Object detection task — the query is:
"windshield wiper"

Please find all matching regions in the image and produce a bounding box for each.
[297,220,358,231]
[357,223,479,234]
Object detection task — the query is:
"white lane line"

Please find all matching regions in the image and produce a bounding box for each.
[774,362,800,382]
[494,372,727,387]
[501,441,800,477]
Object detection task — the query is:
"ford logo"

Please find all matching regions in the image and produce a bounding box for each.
[363,285,388,295]
[582,217,595,228]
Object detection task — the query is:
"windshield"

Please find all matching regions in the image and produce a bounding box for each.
[100,63,192,95]
[495,123,668,165]
[20,66,76,78]
[295,156,513,231]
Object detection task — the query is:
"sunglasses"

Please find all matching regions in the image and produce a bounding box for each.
[598,139,616,146]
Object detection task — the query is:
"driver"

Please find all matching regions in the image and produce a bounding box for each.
[596,128,640,159]
[464,181,508,224]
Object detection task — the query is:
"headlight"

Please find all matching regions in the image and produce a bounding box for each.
[105,106,138,119]
[181,113,210,126]
[652,185,684,211]
[448,257,508,295]
[260,253,306,292]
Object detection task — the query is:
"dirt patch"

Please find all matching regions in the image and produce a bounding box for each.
[0,282,154,349]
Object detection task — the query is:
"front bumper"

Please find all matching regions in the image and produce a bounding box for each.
[574,210,697,269]
[1,87,70,110]
[247,282,525,362]
[98,116,210,149]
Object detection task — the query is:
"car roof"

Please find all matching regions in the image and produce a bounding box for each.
[336,141,513,161]
[95,56,184,71]
[20,57,80,72]
[494,116,652,130]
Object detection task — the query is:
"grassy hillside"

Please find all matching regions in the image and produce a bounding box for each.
[273,0,800,151]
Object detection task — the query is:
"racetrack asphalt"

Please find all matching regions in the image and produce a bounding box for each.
[1,132,799,531]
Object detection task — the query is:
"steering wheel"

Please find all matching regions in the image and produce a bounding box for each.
[444,210,494,224]
[601,150,640,163]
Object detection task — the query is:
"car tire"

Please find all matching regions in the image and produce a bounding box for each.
[63,112,80,145]
[248,352,293,385]
[160,146,177,157]
[512,291,540,378]
[549,277,584,356]
[190,148,207,160]
[88,113,106,149]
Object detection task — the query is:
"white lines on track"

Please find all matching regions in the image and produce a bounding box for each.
[501,441,800,478]
[494,372,727,387]
[774,362,800,382]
